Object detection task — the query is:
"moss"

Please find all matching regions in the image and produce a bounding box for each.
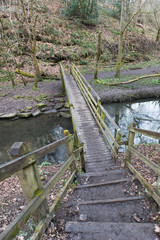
[34,189,43,197]
[15,69,34,78]
[9,225,20,239]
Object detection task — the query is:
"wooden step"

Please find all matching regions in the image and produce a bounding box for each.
[65,222,157,240]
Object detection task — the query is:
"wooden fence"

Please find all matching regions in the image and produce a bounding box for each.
[125,123,160,207]
[69,63,127,159]
[0,134,83,240]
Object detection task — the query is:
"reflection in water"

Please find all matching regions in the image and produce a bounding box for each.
[0,113,73,165]
[103,99,160,148]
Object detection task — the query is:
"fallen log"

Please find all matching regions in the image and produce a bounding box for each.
[96,74,160,86]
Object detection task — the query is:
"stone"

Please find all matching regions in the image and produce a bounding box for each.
[59,112,71,118]
[44,109,57,114]
[0,112,17,118]
[64,101,70,108]
[17,112,32,118]
[55,103,64,110]
[36,103,47,108]
[32,109,41,117]
[79,214,87,222]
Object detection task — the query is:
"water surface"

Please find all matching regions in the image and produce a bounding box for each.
[103,99,160,146]
[0,113,73,165]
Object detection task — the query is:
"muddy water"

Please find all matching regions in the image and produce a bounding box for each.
[103,99,160,147]
[0,113,73,165]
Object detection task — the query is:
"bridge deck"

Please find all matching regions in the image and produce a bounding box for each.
[66,74,116,172]
[55,73,158,239]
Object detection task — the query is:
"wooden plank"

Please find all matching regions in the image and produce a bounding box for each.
[0,136,70,181]
[77,179,129,189]
[65,221,156,239]
[128,146,160,175]
[79,196,144,205]
[129,127,160,140]
[0,155,75,240]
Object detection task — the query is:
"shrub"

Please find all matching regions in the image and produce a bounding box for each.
[63,0,99,25]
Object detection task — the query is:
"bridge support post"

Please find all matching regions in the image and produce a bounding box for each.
[10,142,49,223]
[114,131,121,155]
[125,122,136,166]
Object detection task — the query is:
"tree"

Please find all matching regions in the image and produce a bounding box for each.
[63,0,99,25]
[115,0,147,77]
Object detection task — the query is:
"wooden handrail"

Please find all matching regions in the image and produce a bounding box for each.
[129,127,160,140]
[125,123,160,207]
[0,135,71,181]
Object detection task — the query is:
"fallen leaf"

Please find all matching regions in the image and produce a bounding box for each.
[154,224,160,235]
[133,213,141,222]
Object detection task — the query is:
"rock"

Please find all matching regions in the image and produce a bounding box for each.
[19,206,25,210]
[32,109,41,117]
[17,112,32,118]
[58,107,69,112]
[26,106,32,110]
[55,103,64,110]
[0,112,17,118]
[59,112,71,118]
[64,101,70,108]
[79,214,87,222]
[44,109,57,114]
[36,103,47,108]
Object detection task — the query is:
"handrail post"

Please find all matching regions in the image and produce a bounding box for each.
[114,130,122,155]
[10,142,49,223]
[125,122,136,166]
[97,100,101,115]
[157,177,160,195]
[64,130,75,172]
[59,63,65,93]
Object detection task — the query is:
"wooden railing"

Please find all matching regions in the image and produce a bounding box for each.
[69,63,126,158]
[125,123,160,207]
[0,134,83,240]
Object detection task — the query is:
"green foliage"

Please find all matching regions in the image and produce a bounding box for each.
[63,0,99,25]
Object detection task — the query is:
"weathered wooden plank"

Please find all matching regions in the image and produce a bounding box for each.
[0,136,71,181]
[79,196,144,205]
[129,127,160,140]
[77,178,129,189]
[30,170,76,240]
[0,155,75,240]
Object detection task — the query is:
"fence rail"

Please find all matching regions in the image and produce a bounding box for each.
[0,134,83,240]
[125,123,160,207]
[70,63,126,158]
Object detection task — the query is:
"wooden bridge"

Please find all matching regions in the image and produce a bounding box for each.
[1,64,160,239]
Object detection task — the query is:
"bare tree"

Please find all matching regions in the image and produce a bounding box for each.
[115,0,148,77]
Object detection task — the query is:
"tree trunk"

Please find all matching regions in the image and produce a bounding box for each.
[94,32,102,80]
[115,0,126,77]
[115,32,123,77]
[156,28,160,42]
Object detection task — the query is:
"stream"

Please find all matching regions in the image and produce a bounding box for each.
[0,113,73,165]
[1,99,160,165]
[103,99,160,149]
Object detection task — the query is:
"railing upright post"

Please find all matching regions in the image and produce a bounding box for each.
[125,122,136,165]
[97,100,101,115]
[59,63,65,93]
[10,142,49,223]
[114,130,121,155]
[64,130,75,172]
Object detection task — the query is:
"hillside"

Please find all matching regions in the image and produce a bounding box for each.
[0,0,160,89]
